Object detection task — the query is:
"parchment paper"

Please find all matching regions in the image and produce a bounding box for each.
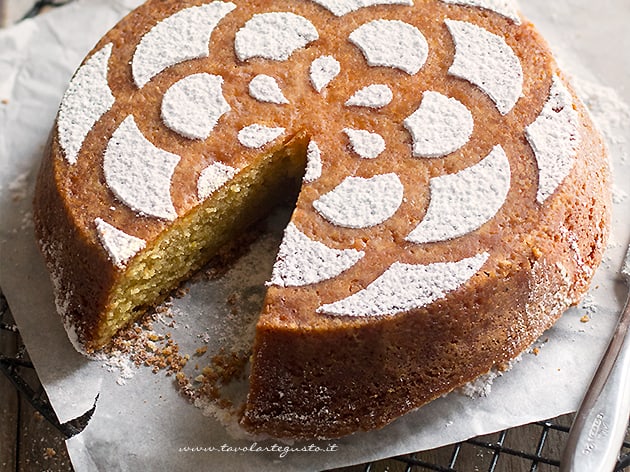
[1,1,629,470]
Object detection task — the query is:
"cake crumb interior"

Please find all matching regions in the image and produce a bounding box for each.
[94,132,309,347]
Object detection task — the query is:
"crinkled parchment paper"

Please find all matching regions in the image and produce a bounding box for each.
[1,0,629,470]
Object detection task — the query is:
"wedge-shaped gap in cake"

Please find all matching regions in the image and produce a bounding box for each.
[96,132,312,348]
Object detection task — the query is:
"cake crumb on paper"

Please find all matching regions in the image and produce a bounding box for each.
[44,447,57,459]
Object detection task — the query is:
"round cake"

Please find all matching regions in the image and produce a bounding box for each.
[33,0,611,439]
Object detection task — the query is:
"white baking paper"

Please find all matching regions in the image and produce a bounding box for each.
[0,1,629,470]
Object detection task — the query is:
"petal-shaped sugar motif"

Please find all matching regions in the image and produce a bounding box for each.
[161,73,230,140]
[57,43,115,165]
[237,124,285,148]
[406,145,510,244]
[132,2,236,88]
[248,74,289,104]
[318,252,490,316]
[303,139,323,183]
[349,19,428,75]
[345,84,393,108]
[197,162,237,200]
[404,91,474,158]
[95,218,146,269]
[104,116,180,220]
[313,173,403,228]
[235,12,319,62]
[309,55,340,93]
[446,19,523,115]
[526,75,580,204]
[269,223,365,287]
[343,128,386,159]
[438,0,521,24]
[310,0,413,17]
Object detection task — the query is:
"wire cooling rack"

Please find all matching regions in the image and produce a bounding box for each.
[2,288,629,472]
[20,0,73,20]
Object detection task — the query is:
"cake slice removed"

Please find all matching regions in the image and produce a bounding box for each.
[33,0,611,439]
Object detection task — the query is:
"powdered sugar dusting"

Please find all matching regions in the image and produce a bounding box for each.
[439,0,521,24]
[572,76,630,148]
[526,75,580,204]
[161,73,230,140]
[309,55,340,93]
[313,173,403,228]
[269,223,364,287]
[560,225,593,279]
[132,2,236,88]
[94,218,146,268]
[406,145,511,244]
[104,116,180,220]
[234,12,318,62]
[61,315,88,356]
[459,357,520,398]
[303,139,322,183]
[57,43,115,165]
[343,128,386,159]
[197,162,238,200]
[345,84,393,108]
[613,185,628,204]
[318,252,489,316]
[102,353,136,386]
[459,370,499,398]
[37,238,88,354]
[526,259,573,323]
[237,124,285,148]
[8,171,29,201]
[310,0,413,17]
[446,19,523,115]
[194,398,251,439]
[404,90,474,157]
[349,19,428,75]
[248,74,289,104]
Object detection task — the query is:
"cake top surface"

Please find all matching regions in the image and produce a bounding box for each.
[51,0,581,320]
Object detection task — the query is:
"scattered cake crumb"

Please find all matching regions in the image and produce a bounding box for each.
[98,309,189,380]
[174,286,190,298]
[90,226,268,442]
[579,294,598,319]
[195,345,208,356]
[44,448,57,459]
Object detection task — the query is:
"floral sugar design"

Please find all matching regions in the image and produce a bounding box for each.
[56,0,579,317]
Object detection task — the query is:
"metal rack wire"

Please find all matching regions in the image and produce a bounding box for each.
[2,288,629,471]
[20,0,74,20]
[0,292,94,439]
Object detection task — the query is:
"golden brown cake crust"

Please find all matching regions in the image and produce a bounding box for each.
[33,0,611,438]
[243,100,611,437]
